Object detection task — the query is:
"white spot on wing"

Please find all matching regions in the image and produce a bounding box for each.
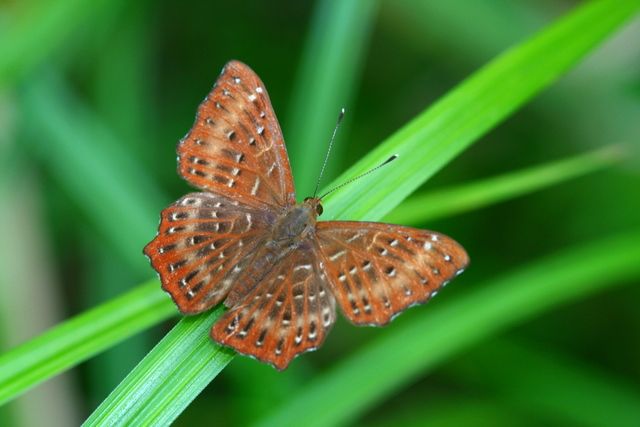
[251,177,261,195]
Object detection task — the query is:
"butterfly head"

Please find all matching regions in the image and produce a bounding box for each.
[303,197,324,216]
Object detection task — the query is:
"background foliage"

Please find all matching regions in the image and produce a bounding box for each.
[0,1,639,426]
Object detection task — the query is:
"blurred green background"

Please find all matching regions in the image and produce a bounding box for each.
[1,0,639,426]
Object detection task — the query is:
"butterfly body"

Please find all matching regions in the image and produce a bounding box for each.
[144,61,469,369]
[223,198,320,308]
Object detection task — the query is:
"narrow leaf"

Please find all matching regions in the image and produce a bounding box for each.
[257,230,640,427]
[0,280,174,405]
[384,146,621,224]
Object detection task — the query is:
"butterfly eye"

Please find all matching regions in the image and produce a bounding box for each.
[316,204,323,216]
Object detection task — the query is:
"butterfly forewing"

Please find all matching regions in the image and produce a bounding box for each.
[211,241,336,370]
[144,192,274,314]
[316,222,469,325]
[178,60,296,209]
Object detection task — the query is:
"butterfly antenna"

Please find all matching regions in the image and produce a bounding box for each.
[313,108,346,198]
[319,154,399,200]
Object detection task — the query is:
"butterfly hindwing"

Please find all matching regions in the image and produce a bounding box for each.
[211,241,336,370]
[178,60,296,209]
[316,221,469,325]
[144,192,274,314]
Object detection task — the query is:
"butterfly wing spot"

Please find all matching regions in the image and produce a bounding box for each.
[248,94,257,102]
[167,260,186,273]
[257,126,265,135]
[256,86,264,93]
[227,130,236,141]
[275,338,284,355]
[251,177,261,196]
[362,296,372,314]
[423,241,433,250]
[308,322,317,340]
[158,244,176,254]
[385,266,396,277]
[255,329,268,347]
[444,254,452,262]
[346,233,362,243]
[181,198,199,206]
[282,309,291,325]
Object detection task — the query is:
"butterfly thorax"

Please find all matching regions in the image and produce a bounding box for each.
[271,198,321,243]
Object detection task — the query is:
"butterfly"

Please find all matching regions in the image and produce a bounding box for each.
[144,60,469,370]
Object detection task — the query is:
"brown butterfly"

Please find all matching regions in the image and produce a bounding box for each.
[144,61,469,370]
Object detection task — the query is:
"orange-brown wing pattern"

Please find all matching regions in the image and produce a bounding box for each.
[211,242,336,370]
[144,192,274,314]
[178,60,295,208]
[316,222,469,326]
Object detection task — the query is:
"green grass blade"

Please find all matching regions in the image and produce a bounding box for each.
[285,0,379,196]
[83,1,640,423]
[0,280,174,405]
[384,146,622,224]
[0,0,120,88]
[19,73,168,277]
[368,397,532,427]
[321,0,640,222]
[83,307,233,427]
[256,230,640,427]
[448,338,640,427]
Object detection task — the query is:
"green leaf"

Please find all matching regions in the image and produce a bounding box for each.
[19,74,168,277]
[83,306,234,427]
[85,1,640,424]
[447,338,640,427]
[0,0,119,88]
[257,230,640,427]
[384,146,622,224]
[0,280,174,405]
[320,0,640,222]
[285,0,380,196]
